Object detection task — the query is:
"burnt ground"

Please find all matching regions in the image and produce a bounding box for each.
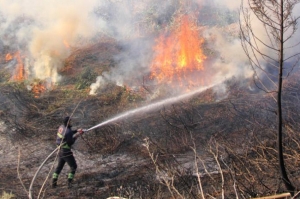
[1,39,300,199]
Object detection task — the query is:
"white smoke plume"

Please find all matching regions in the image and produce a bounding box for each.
[86,0,255,96]
[0,0,106,84]
[90,76,105,95]
[1,0,299,97]
[89,72,112,95]
[211,0,300,91]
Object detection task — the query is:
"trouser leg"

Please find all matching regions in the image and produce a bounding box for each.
[54,154,66,176]
[52,155,66,187]
[63,152,77,188]
[65,152,77,181]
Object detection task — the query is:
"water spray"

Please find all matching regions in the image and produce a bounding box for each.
[83,82,222,133]
[28,80,225,199]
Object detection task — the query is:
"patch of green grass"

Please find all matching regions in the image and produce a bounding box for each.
[76,67,98,90]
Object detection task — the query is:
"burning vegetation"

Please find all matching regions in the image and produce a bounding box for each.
[30,81,47,98]
[4,51,50,97]
[150,15,207,89]
[7,51,26,81]
[1,0,300,199]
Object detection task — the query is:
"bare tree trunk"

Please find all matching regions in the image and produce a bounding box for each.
[277,0,295,193]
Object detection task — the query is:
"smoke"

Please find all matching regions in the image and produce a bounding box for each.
[28,5,97,83]
[89,72,111,95]
[215,0,240,10]
[1,0,299,98]
[285,3,300,64]
[87,0,254,96]
[90,76,105,96]
[0,0,106,84]
[201,0,265,82]
[210,0,300,93]
[203,25,248,79]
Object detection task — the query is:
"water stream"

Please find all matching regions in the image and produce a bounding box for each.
[85,81,223,132]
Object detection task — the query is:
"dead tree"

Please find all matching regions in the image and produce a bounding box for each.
[240,0,300,193]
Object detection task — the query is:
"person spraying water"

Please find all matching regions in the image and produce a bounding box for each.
[29,81,224,198]
[52,116,84,188]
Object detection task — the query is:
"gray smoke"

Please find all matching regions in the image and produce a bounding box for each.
[1,0,298,96]
[89,0,253,95]
[0,0,106,84]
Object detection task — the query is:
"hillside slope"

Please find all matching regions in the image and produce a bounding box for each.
[1,39,300,199]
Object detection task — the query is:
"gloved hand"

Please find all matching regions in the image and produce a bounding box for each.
[73,129,84,138]
[77,128,84,135]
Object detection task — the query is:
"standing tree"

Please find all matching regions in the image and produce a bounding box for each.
[240,0,300,193]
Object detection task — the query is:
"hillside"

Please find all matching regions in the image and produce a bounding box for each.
[0,1,300,198]
[1,37,300,199]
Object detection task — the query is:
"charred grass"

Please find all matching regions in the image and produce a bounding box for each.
[1,41,300,198]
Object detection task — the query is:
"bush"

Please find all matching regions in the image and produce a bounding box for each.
[75,67,98,90]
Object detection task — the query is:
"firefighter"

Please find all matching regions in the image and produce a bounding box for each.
[52,116,84,188]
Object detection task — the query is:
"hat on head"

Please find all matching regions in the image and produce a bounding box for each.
[63,116,71,126]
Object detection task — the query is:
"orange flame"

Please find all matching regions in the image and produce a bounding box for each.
[6,51,48,97]
[150,16,206,88]
[12,51,26,81]
[5,53,13,61]
[31,82,46,98]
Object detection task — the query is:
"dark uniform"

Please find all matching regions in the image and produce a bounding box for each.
[52,117,83,188]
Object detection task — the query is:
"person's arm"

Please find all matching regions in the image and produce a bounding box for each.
[73,129,84,139]
[65,129,76,146]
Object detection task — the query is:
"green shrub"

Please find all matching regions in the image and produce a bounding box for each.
[76,67,97,90]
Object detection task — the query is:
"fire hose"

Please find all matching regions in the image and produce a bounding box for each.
[28,145,61,199]
[28,127,95,199]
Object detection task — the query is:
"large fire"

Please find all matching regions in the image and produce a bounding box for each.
[7,51,26,81]
[31,82,46,98]
[150,16,207,89]
[5,51,47,97]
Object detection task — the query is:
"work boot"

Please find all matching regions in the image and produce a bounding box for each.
[67,178,73,189]
[52,178,58,188]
